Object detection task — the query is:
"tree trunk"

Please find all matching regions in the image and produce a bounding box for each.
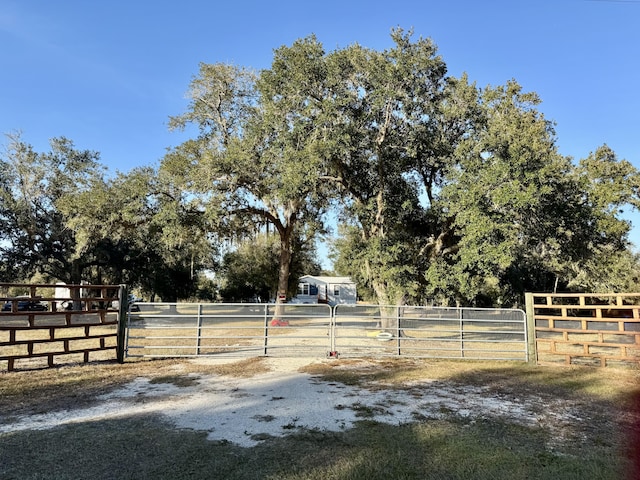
[70,259,83,285]
[277,236,292,302]
[271,227,293,326]
[372,278,396,331]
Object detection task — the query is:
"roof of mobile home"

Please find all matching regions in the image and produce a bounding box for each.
[299,275,355,284]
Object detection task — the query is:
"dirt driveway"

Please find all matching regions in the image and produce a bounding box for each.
[1,357,630,451]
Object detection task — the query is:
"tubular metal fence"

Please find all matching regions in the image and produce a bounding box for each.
[124,303,528,362]
[332,304,527,360]
[125,303,333,359]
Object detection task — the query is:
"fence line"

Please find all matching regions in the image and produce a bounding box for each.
[332,304,528,361]
[125,303,528,362]
[10,287,638,370]
[125,303,333,359]
[0,283,126,371]
[525,292,640,368]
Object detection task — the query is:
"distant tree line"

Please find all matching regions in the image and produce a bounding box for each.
[1,29,639,306]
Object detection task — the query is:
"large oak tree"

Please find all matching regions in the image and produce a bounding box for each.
[163,41,331,304]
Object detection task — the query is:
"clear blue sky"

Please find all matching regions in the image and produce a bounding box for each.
[2,0,639,246]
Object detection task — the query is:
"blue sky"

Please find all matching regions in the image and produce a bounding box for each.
[2,0,639,247]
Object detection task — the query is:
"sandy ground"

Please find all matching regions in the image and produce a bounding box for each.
[0,357,585,448]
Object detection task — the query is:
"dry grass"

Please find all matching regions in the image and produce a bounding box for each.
[1,356,638,480]
[4,355,637,421]
[301,357,640,403]
[0,357,269,419]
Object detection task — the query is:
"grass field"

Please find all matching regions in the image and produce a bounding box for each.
[1,357,638,480]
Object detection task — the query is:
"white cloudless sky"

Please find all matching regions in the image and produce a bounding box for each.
[2,0,639,249]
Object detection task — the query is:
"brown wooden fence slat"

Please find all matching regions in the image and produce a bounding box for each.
[0,283,124,371]
[525,292,640,368]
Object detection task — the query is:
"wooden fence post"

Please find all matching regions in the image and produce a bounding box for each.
[524,292,537,365]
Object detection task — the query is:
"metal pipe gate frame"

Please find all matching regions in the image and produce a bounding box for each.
[119,302,529,363]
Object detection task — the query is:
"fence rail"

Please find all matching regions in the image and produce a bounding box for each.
[125,303,333,359]
[124,303,528,362]
[5,285,639,370]
[0,283,125,371]
[525,292,640,367]
[333,305,527,361]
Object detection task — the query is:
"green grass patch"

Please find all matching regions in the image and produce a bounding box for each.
[0,414,630,480]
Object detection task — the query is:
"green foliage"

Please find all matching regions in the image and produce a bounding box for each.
[324,34,640,306]
[435,82,573,302]
[315,29,467,305]
[59,166,215,300]
[163,44,334,300]
[423,82,640,305]
[0,133,104,283]
[219,233,321,302]
[5,30,639,305]
[219,234,281,302]
[575,145,640,244]
[0,133,212,297]
[565,246,640,292]
[191,274,218,302]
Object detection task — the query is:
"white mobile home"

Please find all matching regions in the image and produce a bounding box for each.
[293,275,357,306]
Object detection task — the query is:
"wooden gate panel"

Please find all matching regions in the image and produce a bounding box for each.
[0,283,124,371]
[527,293,640,367]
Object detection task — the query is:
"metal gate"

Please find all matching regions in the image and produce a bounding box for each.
[125,303,333,359]
[333,304,527,361]
[124,303,527,361]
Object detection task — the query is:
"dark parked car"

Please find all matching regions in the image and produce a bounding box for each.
[2,299,48,312]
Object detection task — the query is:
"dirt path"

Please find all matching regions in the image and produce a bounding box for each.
[0,357,593,449]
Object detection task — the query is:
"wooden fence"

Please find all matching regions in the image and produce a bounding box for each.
[0,283,126,371]
[525,292,640,368]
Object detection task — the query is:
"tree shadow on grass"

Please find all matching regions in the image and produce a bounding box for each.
[0,412,630,480]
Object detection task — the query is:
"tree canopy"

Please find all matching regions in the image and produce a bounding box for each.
[2,29,639,306]
[161,40,333,304]
[315,30,640,306]
[0,134,104,283]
